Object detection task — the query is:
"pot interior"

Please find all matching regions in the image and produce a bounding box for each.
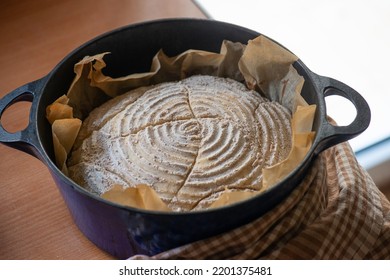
[38,19,321,167]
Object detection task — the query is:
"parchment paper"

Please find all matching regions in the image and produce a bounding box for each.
[46,35,316,211]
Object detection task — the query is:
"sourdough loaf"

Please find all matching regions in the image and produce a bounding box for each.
[68,75,292,211]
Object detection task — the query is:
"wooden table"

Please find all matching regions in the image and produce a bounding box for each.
[0,0,206,260]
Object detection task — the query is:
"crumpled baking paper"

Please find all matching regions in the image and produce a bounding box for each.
[46,35,316,211]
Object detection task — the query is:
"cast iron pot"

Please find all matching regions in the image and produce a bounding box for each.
[0,19,370,259]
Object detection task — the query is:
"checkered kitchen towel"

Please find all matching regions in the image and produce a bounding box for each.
[130,142,390,259]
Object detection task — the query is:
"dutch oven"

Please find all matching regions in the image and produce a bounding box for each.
[0,19,370,259]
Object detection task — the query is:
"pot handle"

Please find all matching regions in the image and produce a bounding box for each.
[0,78,46,160]
[313,74,371,155]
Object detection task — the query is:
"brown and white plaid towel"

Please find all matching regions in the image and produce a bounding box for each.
[130,142,390,259]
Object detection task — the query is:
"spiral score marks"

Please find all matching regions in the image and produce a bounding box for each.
[68,75,292,211]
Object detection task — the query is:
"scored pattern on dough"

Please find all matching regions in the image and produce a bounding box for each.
[68,75,292,211]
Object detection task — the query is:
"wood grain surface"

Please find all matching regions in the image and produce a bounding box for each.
[0,0,206,260]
